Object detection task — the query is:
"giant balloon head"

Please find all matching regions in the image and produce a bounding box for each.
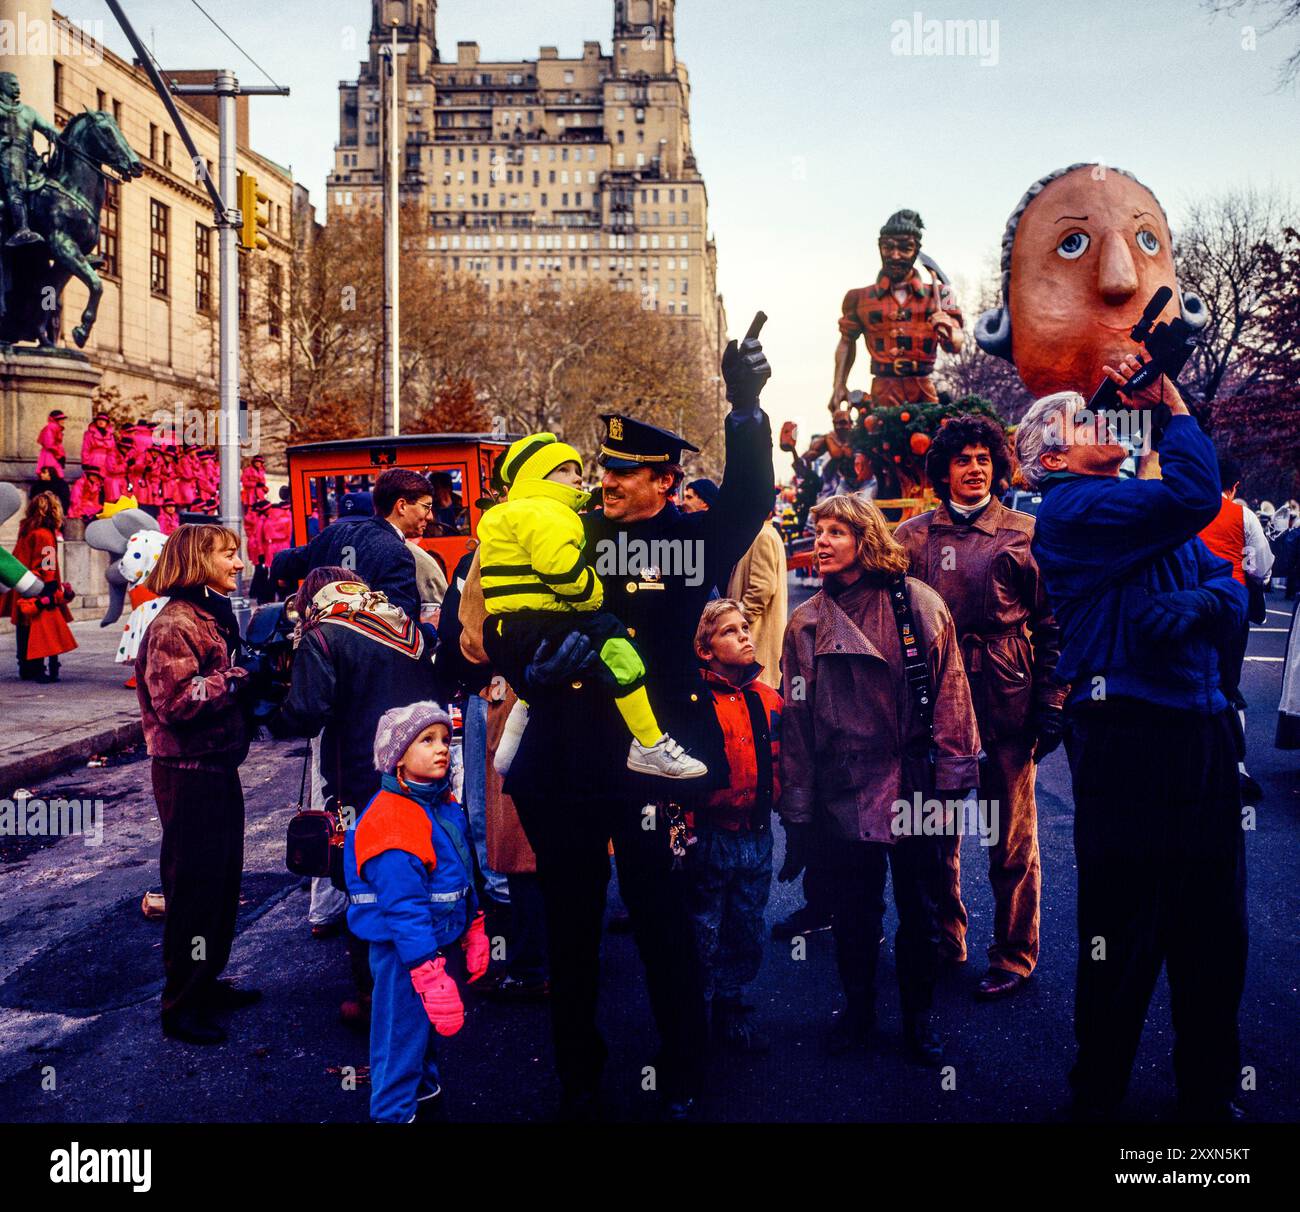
[975,164,1207,397]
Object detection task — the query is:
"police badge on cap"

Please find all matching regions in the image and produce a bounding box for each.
[598,414,700,470]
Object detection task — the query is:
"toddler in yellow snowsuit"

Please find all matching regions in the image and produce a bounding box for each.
[477,433,706,780]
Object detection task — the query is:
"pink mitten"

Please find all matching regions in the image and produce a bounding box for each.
[409,958,464,1036]
[462,911,490,983]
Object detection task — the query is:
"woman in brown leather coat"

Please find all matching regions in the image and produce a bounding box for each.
[137,524,258,1045]
[779,494,981,1064]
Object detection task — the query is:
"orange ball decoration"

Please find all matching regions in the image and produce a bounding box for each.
[899,411,911,423]
[864,415,881,433]
[893,455,903,463]
[910,432,932,455]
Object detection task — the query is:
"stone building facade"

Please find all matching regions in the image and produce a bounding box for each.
[0,6,296,483]
[326,0,725,361]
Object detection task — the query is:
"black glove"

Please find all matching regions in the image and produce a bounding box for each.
[721,312,771,410]
[1134,587,1220,644]
[777,820,813,883]
[521,632,599,696]
[1032,706,1065,763]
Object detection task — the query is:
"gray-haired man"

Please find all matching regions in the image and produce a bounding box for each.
[1016,358,1248,1122]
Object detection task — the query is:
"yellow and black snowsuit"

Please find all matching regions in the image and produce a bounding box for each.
[477,434,662,746]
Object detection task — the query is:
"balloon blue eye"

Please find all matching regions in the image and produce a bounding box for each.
[1057,231,1089,260]
[1136,228,1160,256]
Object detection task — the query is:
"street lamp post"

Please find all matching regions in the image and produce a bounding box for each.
[381,23,404,436]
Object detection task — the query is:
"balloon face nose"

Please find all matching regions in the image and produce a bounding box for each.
[1097,231,1139,306]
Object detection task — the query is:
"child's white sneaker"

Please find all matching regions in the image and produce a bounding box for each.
[493,701,529,778]
[626,734,708,779]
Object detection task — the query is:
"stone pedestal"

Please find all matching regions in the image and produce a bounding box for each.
[1,345,102,481]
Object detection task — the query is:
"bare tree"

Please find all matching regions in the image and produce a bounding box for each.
[1172,187,1293,417]
[935,269,1037,423]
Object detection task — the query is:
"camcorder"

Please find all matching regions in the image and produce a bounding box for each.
[1085,285,1200,448]
[240,601,298,727]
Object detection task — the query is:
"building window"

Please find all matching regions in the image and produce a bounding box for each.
[96,88,107,112]
[149,123,159,162]
[149,199,169,297]
[195,223,212,313]
[162,131,172,169]
[112,99,122,127]
[267,261,283,338]
[53,62,64,108]
[98,180,120,279]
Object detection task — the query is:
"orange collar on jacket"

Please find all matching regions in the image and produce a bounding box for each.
[354,788,439,873]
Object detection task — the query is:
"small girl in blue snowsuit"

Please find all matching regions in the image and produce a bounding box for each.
[344,701,490,1122]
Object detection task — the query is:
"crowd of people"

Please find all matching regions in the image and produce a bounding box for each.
[125,326,1284,1125]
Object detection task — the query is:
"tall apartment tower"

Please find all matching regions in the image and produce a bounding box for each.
[326,0,724,357]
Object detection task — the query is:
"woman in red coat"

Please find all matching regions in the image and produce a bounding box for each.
[6,492,77,681]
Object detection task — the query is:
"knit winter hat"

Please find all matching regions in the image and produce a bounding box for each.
[373,701,453,774]
[500,433,584,488]
[879,209,924,241]
[686,477,720,508]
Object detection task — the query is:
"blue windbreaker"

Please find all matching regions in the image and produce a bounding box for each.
[1031,415,1247,715]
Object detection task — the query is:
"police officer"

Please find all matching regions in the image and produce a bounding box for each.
[460,322,774,1119]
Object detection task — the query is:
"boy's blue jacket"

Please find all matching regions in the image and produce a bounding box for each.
[344,773,477,968]
[1031,414,1247,715]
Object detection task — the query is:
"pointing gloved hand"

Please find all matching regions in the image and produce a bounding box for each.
[1132,587,1221,644]
[462,911,490,983]
[1032,705,1065,764]
[521,631,599,695]
[722,311,771,411]
[409,957,464,1036]
[777,820,813,883]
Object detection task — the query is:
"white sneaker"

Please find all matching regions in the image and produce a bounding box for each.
[493,701,529,778]
[626,734,708,779]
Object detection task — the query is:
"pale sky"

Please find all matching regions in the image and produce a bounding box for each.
[76,0,1300,441]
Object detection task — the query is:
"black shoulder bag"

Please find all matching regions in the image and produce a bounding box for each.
[284,629,346,885]
[888,575,940,794]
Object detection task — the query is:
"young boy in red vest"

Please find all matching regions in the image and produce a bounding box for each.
[344,702,491,1122]
[686,599,782,1053]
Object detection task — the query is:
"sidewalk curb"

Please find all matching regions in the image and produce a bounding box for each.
[0,720,143,792]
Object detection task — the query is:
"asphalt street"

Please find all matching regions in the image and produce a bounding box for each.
[0,583,1295,1124]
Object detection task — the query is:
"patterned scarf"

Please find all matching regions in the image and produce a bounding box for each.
[298,580,425,660]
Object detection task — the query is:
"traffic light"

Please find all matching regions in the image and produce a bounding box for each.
[237,171,269,251]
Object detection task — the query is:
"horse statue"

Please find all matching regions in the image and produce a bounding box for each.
[0,108,142,349]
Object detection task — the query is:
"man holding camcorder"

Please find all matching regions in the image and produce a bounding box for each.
[1016,357,1248,1122]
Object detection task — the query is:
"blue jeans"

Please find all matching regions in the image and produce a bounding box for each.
[463,693,509,903]
[685,826,773,1001]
